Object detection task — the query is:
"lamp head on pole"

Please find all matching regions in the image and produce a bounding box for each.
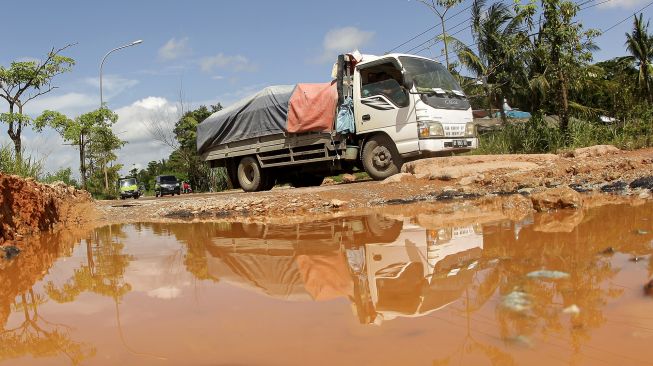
[131,40,143,46]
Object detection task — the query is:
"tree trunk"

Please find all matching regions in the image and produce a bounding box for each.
[6,104,22,161]
[79,136,87,189]
[440,17,450,70]
[558,70,570,137]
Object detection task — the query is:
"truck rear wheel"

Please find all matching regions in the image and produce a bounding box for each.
[362,135,403,180]
[237,156,267,192]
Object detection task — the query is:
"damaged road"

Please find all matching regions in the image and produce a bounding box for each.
[95,145,653,225]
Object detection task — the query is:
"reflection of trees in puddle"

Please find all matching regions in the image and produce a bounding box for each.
[150,203,653,364]
[0,229,95,364]
[45,224,166,361]
[46,225,132,302]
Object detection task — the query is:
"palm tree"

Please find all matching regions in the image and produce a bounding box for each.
[625,13,653,104]
[450,0,527,121]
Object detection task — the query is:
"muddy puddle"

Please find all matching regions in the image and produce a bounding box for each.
[1,202,653,365]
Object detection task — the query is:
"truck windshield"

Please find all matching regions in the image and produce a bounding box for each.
[160,176,177,183]
[120,179,136,187]
[399,57,463,94]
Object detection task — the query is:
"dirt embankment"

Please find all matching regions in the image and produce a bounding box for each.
[95,145,653,226]
[0,174,93,246]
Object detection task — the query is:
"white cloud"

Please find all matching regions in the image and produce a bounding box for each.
[158,37,191,61]
[199,53,258,73]
[318,26,374,63]
[113,96,178,174]
[24,92,97,116]
[599,0,647,8]
[211,75,224,80]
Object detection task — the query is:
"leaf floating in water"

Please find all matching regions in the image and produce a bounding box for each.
[636,229,649,235]
[527,270,570,279]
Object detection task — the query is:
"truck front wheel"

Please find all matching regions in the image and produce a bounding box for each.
[362,135,403,180]
[237,156,266,192]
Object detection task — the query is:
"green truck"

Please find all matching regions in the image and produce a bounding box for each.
[119,177,142,199]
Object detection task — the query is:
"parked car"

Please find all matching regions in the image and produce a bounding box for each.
[119,177,141,199]
[155,175,180,197]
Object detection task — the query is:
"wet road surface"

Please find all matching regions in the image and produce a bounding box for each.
[1,202,653,365]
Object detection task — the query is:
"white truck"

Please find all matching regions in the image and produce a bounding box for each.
[197,52,477,192]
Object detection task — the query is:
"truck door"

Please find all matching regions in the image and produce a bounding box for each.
[354,59,418,155]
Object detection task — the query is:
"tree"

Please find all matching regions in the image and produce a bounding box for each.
[418,0,464,70]
[625,13,653,104]
[42,167,79,188]
[0,45,75,159]
[35,108,121,190]
[537,0,599,134]
[451,0,527,121]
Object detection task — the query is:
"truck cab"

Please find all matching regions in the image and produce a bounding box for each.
[119,177,141,200]
[349,54,477,179]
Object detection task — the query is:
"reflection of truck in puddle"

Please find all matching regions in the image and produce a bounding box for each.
[203,216,483,324]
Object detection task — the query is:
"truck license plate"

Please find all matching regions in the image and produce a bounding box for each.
[452,140,467,148]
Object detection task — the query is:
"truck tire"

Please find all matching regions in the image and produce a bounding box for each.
[362,135,403,180]
[237,156,266,192]
[290,174,324,188]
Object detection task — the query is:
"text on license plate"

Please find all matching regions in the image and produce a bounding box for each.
[452,140,467,147]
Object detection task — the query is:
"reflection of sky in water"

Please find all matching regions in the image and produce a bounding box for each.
[0,203,652,366]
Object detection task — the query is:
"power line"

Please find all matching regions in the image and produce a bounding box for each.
[389,0,599,55]
[601,0,653,33]
[386,2,475,54]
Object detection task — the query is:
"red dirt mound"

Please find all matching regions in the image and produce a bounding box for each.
[0,174,93,244]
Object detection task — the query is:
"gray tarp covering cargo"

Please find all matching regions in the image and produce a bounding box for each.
[197,85,295,154]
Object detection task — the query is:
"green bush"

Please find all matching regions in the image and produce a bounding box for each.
[42,167,80,188]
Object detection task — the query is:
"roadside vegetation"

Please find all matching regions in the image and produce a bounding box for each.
[0,0,651,197]
[433,0,653,154]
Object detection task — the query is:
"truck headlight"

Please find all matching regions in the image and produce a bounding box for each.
[465,122,477,137]
[419,122,444,137]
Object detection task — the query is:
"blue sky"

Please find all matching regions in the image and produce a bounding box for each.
[0,0,650,176]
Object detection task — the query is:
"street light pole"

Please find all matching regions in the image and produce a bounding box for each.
[99,39,143,108]
[98,40,143,193]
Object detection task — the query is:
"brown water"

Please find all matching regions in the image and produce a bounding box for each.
[1,202,653,366]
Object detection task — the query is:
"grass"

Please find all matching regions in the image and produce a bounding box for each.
[0,144,45,179]
[475,113,653,155]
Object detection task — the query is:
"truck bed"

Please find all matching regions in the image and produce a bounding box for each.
[200,131,346,168]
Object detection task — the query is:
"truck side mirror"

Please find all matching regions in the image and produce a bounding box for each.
[403,75,414,90]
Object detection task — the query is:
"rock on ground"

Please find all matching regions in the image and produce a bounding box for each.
[530,187,582,211]
[341,174,357,183]
[381,173,414,185]
[567,145,620,159]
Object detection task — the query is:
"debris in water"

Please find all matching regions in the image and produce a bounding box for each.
[501,290,532,313]
[527,270,570,280]
[636,229,649,235]
[630,256,645,262]
[1,245,20,260]
[645,280,653,296]
[600,247,615,255]
[508,335,534,349]
[563,304,581,315]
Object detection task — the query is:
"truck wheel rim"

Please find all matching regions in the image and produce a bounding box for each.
[372,146,392,170]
